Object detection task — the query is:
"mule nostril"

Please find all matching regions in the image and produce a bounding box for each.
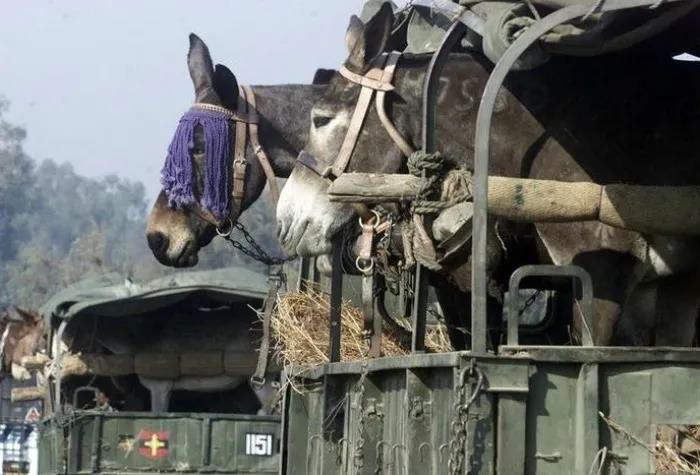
[147,232,169,256]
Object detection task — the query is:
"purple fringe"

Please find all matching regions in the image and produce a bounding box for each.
[160,108,231,220]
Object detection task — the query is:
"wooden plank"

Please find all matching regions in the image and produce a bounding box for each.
[21,354,51,370]
[11,386,45,402]
[328,173,421,203]
[57,351,269,378]
[329,173,700,235]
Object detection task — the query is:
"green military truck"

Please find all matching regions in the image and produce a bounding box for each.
[35,269,281,475]
[278,1,700,473]
[38,411,280,474]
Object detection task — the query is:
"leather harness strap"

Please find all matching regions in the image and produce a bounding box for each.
[251,269,282,389]
[241,85,280,206]
[190,87,278,230]
[338,65,395,92]
[231,86,249,219]
[300,51,414,180]
[330,55,391,178]
[376,54,416,158]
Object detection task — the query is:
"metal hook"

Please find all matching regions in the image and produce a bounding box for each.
[392,444,406,472]
[358,209,382,230]
[439,443,449,464]
[375,440,391,470]
[336,438,349,466]
[307,435,323,474]
[419,442,432,463]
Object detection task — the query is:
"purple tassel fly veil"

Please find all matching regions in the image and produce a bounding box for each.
[160,104,234,221]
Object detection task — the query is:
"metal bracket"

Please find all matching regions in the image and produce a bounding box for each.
[364,398,384,418]
[409,397,432,420]
[504,265,594,346]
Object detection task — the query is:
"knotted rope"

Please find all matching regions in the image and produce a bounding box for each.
[404,151,474,271]
[407,151,473,215]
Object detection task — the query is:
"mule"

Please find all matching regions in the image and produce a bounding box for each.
[277,4,700,347]
[144,34,331,411]
[89,305,272,413]
[0,307,46,380]
[146,34,330,268]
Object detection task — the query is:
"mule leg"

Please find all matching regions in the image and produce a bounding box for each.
[251,380,279,415]
[653,273,700,347]
[138,377,173,413]
[616,282,657,346]
[572,250,643,346]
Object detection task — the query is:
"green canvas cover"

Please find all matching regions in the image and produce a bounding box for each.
[40,267,268,327]
[362,0,700,70]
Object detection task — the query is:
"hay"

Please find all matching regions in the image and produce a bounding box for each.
[599,412,700,474]
[271,287,452,367]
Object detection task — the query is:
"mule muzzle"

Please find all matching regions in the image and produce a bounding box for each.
[297,150,336,179]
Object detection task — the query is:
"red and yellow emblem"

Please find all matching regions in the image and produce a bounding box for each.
[137,430,170,459]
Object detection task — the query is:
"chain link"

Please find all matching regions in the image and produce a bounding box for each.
[221,221,289,266]
[520,289,543,314]
[448,360,484,474]
[353,372,368,469]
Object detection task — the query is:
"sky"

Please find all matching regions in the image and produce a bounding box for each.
[0,0,400,202]
[2,0,696,205]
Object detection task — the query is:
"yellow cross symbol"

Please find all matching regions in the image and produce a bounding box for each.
[144,434,165,457]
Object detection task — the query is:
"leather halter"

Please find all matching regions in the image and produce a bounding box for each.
[297,51,415,181]
[192,86,279,230]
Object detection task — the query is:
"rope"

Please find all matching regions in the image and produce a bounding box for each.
[404,151,475,271]
[406,151,473,215]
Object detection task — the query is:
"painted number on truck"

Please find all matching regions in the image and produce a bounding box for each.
[245,433,273,456]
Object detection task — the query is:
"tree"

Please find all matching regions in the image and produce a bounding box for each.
[0,96,281,309]
[0,97,34,262]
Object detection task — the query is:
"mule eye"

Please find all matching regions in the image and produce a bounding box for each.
[313,116,333,128]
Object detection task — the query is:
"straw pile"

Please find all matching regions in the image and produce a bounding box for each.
[271,287,452,367]
[599,412,700,474]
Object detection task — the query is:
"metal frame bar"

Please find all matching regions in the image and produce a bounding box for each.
[417,11,478,353]
[329,238,344,362]
[505,265,594,346]
[471,0,688,354]
[53,320,68,415]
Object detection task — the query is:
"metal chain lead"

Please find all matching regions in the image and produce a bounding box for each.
[353,372,368,469]
[222,221,288,266]
[448,360,485,474]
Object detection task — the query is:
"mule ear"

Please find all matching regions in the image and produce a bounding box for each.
[188,33,218,103]
[344,2,394,72]
[14,307,39,325]
[312,68,335,85]
[213,64,239,110]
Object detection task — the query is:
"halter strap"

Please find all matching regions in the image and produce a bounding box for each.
[192,87,278,226]
[375,53,415,158]
[338,66,395,92]
[329,51,414,178]
[241,85,280,205]
[230,86,249,218]
[192,102,258,123]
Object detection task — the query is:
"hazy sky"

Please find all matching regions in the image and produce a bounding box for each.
[1,1,396,202]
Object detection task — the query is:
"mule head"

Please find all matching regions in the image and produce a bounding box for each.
[277,3,411,257]
[2,307,46,381]
[147,34,268,267]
